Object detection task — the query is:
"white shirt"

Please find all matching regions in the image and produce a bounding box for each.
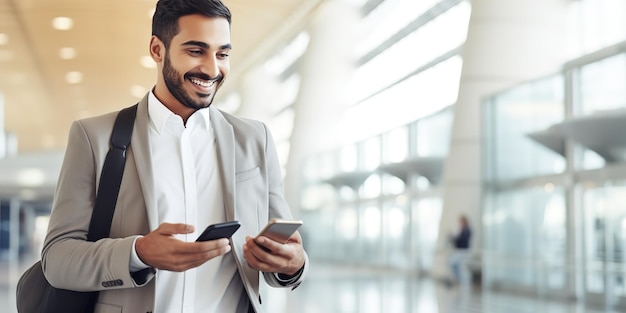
[130,91,247,312]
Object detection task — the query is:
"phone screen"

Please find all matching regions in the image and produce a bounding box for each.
[196,221,241,242]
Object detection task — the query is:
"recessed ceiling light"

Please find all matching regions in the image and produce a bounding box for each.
[52,17,73,30]
[59,47,76,59]
[65,71,83,84]
[130,85,147,98]
[0,33,8,45]
[140,55,156,69]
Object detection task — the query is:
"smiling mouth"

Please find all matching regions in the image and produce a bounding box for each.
[190,78,215,88]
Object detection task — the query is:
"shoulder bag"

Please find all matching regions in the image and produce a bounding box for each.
[16,104,138,313]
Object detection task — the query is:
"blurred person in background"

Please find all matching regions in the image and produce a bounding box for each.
[447,214,471,287]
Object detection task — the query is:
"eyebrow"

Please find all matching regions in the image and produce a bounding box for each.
[182,40,232,50]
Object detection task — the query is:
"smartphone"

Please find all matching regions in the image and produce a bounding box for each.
[196,221,241,242]
[257,219,303,243]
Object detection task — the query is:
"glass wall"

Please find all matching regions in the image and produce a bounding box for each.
[484,35,626,309]
[302,108,453,271]
[298,0,470,271]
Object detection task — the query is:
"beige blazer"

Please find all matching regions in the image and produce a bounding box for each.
[41,96,307,313]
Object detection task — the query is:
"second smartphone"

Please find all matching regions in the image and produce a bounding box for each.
[257,219,303,243]
[196,220,241,242]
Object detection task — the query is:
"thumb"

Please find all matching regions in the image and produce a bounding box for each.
[157,223,195,236]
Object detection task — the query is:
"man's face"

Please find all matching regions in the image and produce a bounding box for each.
[161,14,231,110]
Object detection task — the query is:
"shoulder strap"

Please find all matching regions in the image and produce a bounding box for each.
[87,104,138,242]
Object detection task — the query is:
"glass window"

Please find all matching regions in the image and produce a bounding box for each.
[359,202,383,265]
[485,75,566,181]
[341,56,463,142]
[383,198,410,269]
[568,0,626,57]
[416,108,452,157]
[412,197,442,271]
[581,181,626,297]
[340,144,359,172]
[337,205,359,260]
[356,0,440,58]
[301,210,335,259]
[360,173,381,199]
[381,173,405,195]
[382,126,408,164]
[575,53,626,116]
[483,186,567,290]
[361,136,381,171]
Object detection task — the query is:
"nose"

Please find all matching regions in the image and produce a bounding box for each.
[202,55,220,79]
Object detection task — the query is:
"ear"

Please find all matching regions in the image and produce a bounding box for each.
[149,35,165,62]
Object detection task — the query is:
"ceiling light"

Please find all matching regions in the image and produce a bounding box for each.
[65,71,83,84]
[17,168,45,187]
[140,55,156,69]
[0,33,8,45]
[59,47,76,59]
[130,85,147,98]
[52,17,74,30]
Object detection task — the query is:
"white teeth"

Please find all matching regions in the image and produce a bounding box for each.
[190,78,213,88]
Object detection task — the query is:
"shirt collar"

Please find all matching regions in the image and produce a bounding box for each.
[148,89,211,134]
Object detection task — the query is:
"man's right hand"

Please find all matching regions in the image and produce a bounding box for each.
[135,223,232,272]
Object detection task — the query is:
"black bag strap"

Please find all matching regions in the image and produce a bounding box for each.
[87,104,138,242]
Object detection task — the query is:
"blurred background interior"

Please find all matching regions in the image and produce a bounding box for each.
[1,0,626,312]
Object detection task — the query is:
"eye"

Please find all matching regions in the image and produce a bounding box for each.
[218,52,230,59]
[188,49,203,56]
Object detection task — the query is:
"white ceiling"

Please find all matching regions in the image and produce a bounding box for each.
[0,0,317,152]
[0,0,318,203]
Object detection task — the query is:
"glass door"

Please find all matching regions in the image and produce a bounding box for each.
[582,182,626,309]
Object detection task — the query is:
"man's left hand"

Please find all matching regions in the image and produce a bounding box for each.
[243,231,305,276]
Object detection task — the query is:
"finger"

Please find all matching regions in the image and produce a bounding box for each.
[243,240,268,270]
[157,223,195,236]
[285,231,302,244]
[245,237,283,266]
[163,242,232,272]
[185,238,231,254]
[253,236,280,253]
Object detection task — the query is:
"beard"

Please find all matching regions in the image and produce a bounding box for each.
[163,52,223,110]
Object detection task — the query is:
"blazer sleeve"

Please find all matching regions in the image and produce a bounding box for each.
[259,122,309,288]
[41,119,152,291]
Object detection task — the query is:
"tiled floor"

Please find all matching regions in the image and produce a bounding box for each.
[2,256,622,313]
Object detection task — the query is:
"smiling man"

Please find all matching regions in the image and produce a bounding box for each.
[153,13,231,116]
[41,0,309,312]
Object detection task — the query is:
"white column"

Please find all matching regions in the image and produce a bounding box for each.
[434,0,570,277]
[234,66,276,123]
[283,0,360,212]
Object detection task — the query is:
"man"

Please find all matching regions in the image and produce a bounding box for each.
[41,0,308,312]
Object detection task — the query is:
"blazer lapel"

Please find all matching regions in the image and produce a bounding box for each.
[209,107,236,222]
[209,108,264,313]
[131,97,159,230]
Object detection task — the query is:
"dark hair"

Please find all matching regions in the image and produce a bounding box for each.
[152,0,231,48]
